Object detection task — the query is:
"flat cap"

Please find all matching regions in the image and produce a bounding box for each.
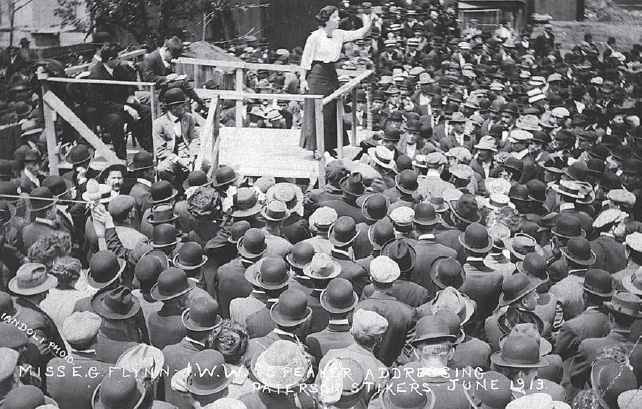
[626,232,642,253]
[608,189,636,207]
[63,311,102,346]
[389,206,415,226]
[108,195,136,219]
[352,309,388,336]
[593,209,626,229]
[370,255,400,284]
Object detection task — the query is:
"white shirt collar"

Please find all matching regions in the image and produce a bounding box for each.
[136,178,152,187]
[103,63,114,77]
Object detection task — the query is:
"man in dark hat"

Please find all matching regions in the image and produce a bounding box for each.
[87,43,153,160]
[154,88,200,187]
[20,187,58,253]
[555,269,612,361]
[569,290,641,389]
[139,36,206,112]
[127,150,155,226]
[19,149,44,195]
[319,172,367,224]
[590,209,627,273]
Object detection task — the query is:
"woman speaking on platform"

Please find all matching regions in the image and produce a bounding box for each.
[299,5,373,158]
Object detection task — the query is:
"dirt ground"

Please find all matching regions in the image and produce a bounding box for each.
[550,21,642,52]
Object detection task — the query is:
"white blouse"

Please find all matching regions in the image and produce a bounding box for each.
[301,28,367,70]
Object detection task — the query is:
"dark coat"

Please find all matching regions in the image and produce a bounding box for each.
[360,280,429,308]
[355,291,416,366]
[216,258,254,318]
[411,235,458,296]
[459,259,504,337]
[46,352,111,409]
[318,198,366,224]
[554,307,611,361]
[163,337,205,409]
[148,303,186,349]
[305,321,354,363]
[331,249,369,296]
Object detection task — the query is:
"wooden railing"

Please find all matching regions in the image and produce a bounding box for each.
[64,49,148,76]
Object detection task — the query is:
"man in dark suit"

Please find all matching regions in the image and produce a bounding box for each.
[127,151,155,227]
[163,297,221,409]
[138,36,205,111]
[355,255,416,367]
[87,43,153,159]
[319,172,366,224]
[590,209,627,273]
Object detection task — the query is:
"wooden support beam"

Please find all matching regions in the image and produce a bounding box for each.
[42,84,59,176]
[235,68,243,129]
[46,77,156,88]
[315,98,326,188]
[195,88,316,102]
[337,96,344,160]
[195,97,218,172]
[351,88,357,146]
[323,70,374,106]
[42,91,121,164]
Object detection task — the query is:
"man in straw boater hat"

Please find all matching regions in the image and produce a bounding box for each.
[265,182,308,244]
[148,267,196,349]
[554,269,613,361]
[240,339,313,408]
[7,263,66,374]
[231,257,293,338]
[45,311,111,409]
[569,290,642,390]
[244,289,313,367]
[355,255,416,367]
[162,296,222,408]
[301,206,337,255]
[305,277,358,363]
[217,227,267,318]
[91,285,143,364]
[549,236,597,321]
[153,88,200,188]
[365,145,396,192]
[552,179,594,236]
[319,172,367,224]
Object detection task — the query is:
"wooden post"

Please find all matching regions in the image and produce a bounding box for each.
[315,98,326,188]
[336,96,344,160]
[193,64,201,89]
[235,68,243,129]
[367,86,373,132]
[41,83,59,176]
[351,88,357,146]
[149,84,157,125]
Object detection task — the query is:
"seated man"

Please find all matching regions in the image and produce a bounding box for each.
[87,43,153,159]
[153,88,200,187]
[138,36,205,111]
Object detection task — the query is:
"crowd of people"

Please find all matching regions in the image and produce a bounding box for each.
[2,0,642,408]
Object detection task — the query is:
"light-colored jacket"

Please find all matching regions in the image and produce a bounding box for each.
[153,112,199,162]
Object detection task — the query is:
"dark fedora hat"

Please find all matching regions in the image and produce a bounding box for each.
[560,236,596,266]
[182,297,222,332]
[92,285,141,320]
[582,269,613,298]
[395,170,419,195]
[128,150,154,172]
[490,335,548,368]
[270,289,312,327]
[182,170,212,191]
[564,161,589,181]
[406,119,422,132]
[146,204,179,225]
[256,258,292,290]
[237,228,267,259]
[413,202,440,226]
[499,272,541,306]
[173,241,207,271]
[604,290,642,317]
[29,187,55,212]
[381,238,417,273]
[87,250,126,289]
[501,102,520,116]
[0,181,20,204]
[450,194,482,225]
[163,88,188,106]
[151,223,181,248]
[147,180,178,204]
[92,368,145,409]
[383,128,402,142]
[329,216,359,247]
[286,241,315,270]
[431,257,464,290]
[150,267,196,301]
[340,172,366,197]
[552,214,585,238]
[508,184,531,202]
[320,278,358,314]
[98,163,128,185]
[411,315,456,345]
[361,193,390,222]
[66,144,92,165]
[459,222,493,253]
[212,166,239,188]
[228,220,251,244]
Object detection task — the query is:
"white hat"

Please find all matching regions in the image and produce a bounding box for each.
[506,393,570,409]
[389,206,415,227]
[370,255,401,283]
[0,347,18,381]
[203,398,247,409]
[510,129,533,142]
[593,208,626,229]
[551,107,570,118]
[351,309,388,336]
[63,311,102,346]
[368,146,395,169]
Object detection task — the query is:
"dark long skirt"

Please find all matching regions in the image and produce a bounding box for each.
[300,62,348,152]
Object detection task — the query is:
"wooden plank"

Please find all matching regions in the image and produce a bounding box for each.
[195,97,218,172]
[323,70,374,106]
[42,91,121,164]
[195,88,319,102]
[351,88,357,146]
[235,68,244,129]
[46,77,156,88]
[42,85,59,176]
[149,84,157,125]
[315,98,326,188]
[337,96,344,160]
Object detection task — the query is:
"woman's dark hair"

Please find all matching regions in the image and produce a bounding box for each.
[212,319,249,366]
[316,6,338,27]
